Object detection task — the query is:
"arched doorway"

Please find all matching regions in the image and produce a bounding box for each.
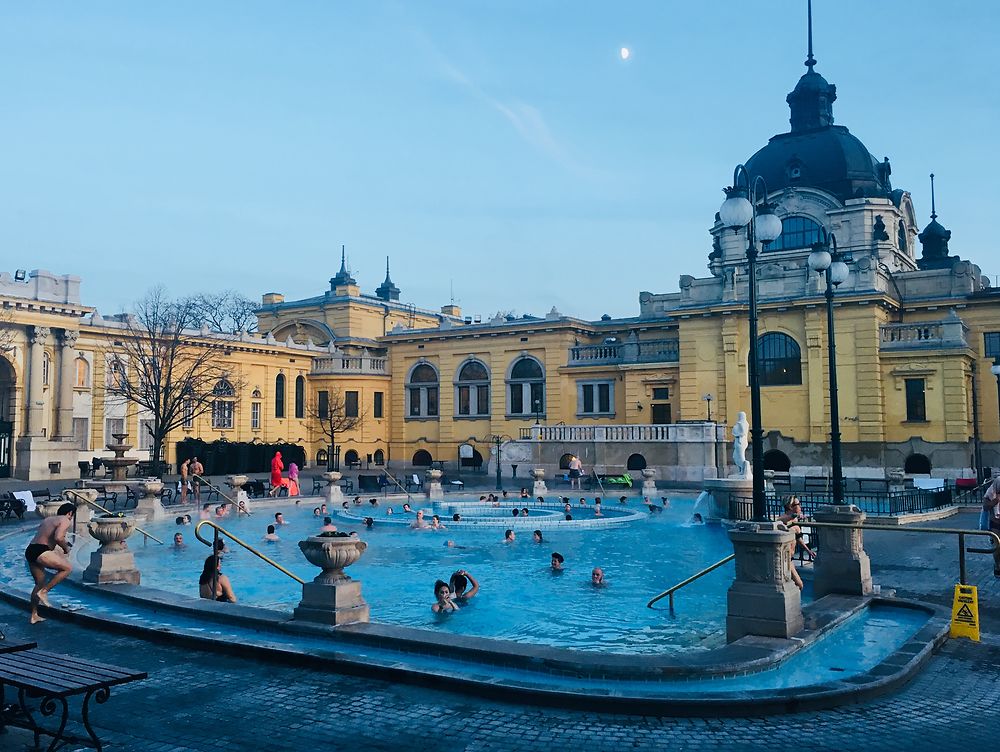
[904,453,931,474]
[344,449,360,468]
[626,453,647,471]
[0,356,15,478]
[412,449,432,467]
[558,453,575,470]
[763,450,791,472]
[373,449,385,466]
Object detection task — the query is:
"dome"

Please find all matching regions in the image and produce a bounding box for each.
[744,125,891,202]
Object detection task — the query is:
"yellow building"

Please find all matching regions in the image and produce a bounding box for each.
[1,53,998,483]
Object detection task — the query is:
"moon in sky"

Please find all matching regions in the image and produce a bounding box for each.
[620,47,631,60]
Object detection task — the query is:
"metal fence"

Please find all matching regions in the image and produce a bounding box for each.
[729,487,957,520]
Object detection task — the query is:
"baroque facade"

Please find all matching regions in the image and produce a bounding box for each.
[1,50,998,482]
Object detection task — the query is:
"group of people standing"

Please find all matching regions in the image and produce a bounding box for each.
[269,451,300,497]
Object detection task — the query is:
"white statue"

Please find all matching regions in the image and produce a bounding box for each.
[731,411,751,479]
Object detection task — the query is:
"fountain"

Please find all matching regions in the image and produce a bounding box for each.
[105,432,139,483]
[80,433,166,521]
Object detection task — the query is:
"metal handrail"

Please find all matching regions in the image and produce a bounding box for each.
[192,474,252,516]
[646,554,735,611]
[193,520,304,585]
[62,488,164,545]
[381,468,414,503]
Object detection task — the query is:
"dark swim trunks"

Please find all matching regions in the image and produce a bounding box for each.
[24,543,51,565]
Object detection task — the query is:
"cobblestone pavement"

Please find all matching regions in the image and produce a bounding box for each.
[1,598,998,752]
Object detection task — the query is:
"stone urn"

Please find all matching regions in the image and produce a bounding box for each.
[87,515,136,553]
[888,469,906,494]
[531,468,546,481]
[67,488,98,525]
[226,474,249,489]
[641,468,657,496]
[425,468,444,498]
[531,468,548,496]
[298,533,367,584]
[763,469,776,495]
[135,478,166,522]
[35,500,64,519]
[425,468,443,482]
[84,514,141,585]
[294,532,370,625]
[322,471,344,504]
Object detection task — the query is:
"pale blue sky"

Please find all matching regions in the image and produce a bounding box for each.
[2,1,997,320]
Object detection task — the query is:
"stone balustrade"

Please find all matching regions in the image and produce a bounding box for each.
[521,423,725,443]
[879,315,968,351]
[311,355,388,375]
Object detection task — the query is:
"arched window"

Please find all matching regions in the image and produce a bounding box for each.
[898,220,908,254]
[558,453,575,470]
[373,449,385,466]
[294,375,305,419]
[507,357,545,416]
[75,357,90,388]
[406,363,439,418]
[455,359,490,417]
[763,450,791,472]
[274,374,285,418]
[766,216,823,252]
[344,449,360,467]
[316,448,329,466]
[42,352,51,386]
[626,453,647,471]
[755,333,802,386]
[412,449,432,466]
[212,379,235,429]
[904,453,931,475]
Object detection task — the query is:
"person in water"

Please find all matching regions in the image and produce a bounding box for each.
[199,555,237,602]
[591,567,606,587]
[504,529,515,543]
[320,517,338,533]
[551,552,564,571]
[532,529,544,543]
[432,580,459,613]
[263,524,280,542]
[449,569,479,601]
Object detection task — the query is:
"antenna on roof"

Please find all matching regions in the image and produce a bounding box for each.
[929,173,937,220]
[805,0,816,71]
[450,279,455,305]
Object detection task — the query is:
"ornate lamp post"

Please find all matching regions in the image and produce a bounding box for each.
[719,165,783,520]
[703,393,714,422]
[807,230,849,504]
[491,434,512,491]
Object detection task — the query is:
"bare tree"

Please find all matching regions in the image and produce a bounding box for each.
[188,290,259,334]
[101,287,244,475]
[306,388,365,470]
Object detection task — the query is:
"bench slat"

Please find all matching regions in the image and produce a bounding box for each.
[7,652,137,687]
[33,649,143,679]
[0,650,146,696]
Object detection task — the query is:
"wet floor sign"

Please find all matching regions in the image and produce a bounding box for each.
[950,584,980,641]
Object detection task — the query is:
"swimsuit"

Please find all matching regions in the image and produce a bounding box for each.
[25,543,51,565]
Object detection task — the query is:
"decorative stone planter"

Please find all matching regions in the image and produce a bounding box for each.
[226,474,249,489]
[34,500,64,519]
[67,488,98,525]
[322,471,344,504]
[641,468,657,496]
[532,468,548,496]
[813,505,873,597]
[83,515,140,585]
[425,468,444,499]
[293,533,370,625]
[726,521,802,642]
[135,479,166,522]
[762,469,776,495]
[888,469,906,495]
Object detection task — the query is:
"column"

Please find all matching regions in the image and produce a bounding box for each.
[56,329,79,440]
[26,326,50,436]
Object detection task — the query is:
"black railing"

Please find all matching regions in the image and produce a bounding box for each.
[730,487,958,520]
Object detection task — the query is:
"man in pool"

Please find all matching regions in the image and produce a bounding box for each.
[363,517,375,529]
[430,514,446,530]
[551,552,564,571]
[199,503,212,520]
[511,508,520,517]
[321,504,328,514]
[591,567,606,587]
[449,569,479,601]
[619,496,628,504]
[594,500,603,517]
[173,532,185,547]
[503,529,515,543]
[402,503,413,513]
[320,516,338,533]
[452,513,461,522]
[274,512,288,526]
[25,503,75,624]
[411,510,429,529]
[563,502,572,515]
[312,507,322,517]
[263,525,280,542]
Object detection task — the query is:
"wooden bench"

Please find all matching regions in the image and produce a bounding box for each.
[0,647,147,751]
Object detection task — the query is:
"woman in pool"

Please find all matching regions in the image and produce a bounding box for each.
[199,555,237,603]
[532,529,544,543]
[519,488,530,499]
[511,508,519,517]
[432,580,459,613]
[591,567,606,587]
[430,514,446,530]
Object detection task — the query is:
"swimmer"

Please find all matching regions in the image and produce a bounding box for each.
[263,524,280,542]
[521,507,529,517]
[551,552,564,571]
[214,505,227,518]
[511,508,520,518]
[363,517,375,529]
[591,567,606,587]
[368,498,378,507]
[579,498,587,506]
[449,569,479,601]
[321,504,328,514]
[692,513,704,524]
[660,497,671,509]
[533,529,544,543]
[199,504,212,520]
[520,488,530,499]
[342,501,349,509]
[411,510,429,530]
[479,496,487,502]
[443,540,468,549]
[432,580,459,613]
[501,490,509,500]
[199,555,236,603]
[320,516,338,533]
[312,507,322,517]
[504,529,515,543]
[619,496,628,505]
[430,514,446,530]
[536,497,544,504]
[274,512,288,526]
[452,513,461,522]
[564,503,572,515]
[386,507,394,516]
[173,532,185,548]
[402,503,413,514]
[175,516,187,526]
[565,514,573,521]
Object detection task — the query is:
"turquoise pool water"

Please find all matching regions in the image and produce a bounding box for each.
[135,495,744,653]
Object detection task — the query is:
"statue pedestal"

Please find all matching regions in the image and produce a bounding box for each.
[701,477,754,521]
[641,469,657,497]
[532,469,547,497]
[135,480,166,522]
[813,505,873,597]
[727,521,802,642]
[425,469,443,498]
[322,472,345,505]
[83,517,141,585]
[294,580,370,625]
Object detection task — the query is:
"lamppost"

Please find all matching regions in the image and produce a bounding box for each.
[533,398,542,426]
[807,230,849,505]
[703,393,714,422]
[719,165,783,520]
[491,434,512,491]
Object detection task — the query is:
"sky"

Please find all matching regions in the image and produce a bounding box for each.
[2,1,998,321]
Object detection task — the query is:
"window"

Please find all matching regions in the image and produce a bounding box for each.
[373,448,385,465]
[106,359,127,389]
[105,417,125,446]
[75,357,90,388]
[373,391,384,419]
[139,418,154,452]
[898,220,908,254]
[318,391,329,419]
[507,357,544,416]
[766,216,823,252]
[345,390,359,418]
[275,374,285,418]
[986,332,1000,360]
[42,352,50,386]
[212,379,235,429]
[652,387,669,401]
[182,399,194,429]
[72,417,89,450]
[756,333,802,386]
[578,380,613,415]
[406,363,439,418]
[294,375,305,419]
[251,402,261,430]
[455,360,490,417]
[905,378,926,421]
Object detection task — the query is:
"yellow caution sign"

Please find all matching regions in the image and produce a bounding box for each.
[950,584,980,642]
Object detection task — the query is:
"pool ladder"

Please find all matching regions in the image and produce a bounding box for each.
[646,554,735,612]
[194,520,305,587]
[63,488,164,546]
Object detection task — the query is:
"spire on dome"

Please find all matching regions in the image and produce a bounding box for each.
[375,256,401,301]
[329,244,357,289]
[918,173,955,268]
[786,0,836,132]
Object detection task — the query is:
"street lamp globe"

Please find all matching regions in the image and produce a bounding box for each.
[719,189,753,230]
[807,246,832,273]
[755,205,782,243]
[829,260,850,286]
